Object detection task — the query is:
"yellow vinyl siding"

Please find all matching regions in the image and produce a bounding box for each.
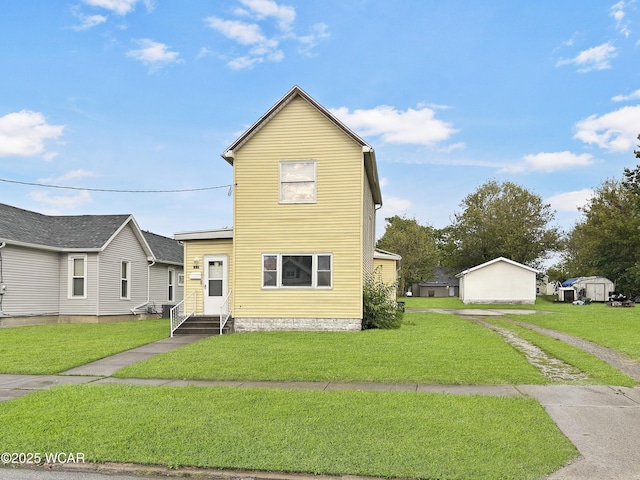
[362,169,375,278]
[183,239,233,315]
[233,96,364,319]
[373,258,398,286]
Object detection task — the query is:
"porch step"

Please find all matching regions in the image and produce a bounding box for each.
[173,315,234,336]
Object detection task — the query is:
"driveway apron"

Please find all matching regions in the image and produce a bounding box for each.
[428,308,640,480]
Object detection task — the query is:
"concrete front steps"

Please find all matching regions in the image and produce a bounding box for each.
[173,316,234,336]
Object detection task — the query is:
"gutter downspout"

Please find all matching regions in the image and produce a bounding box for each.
[0,243,5,317]
[131,260,155,314]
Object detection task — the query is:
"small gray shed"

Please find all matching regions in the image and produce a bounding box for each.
[558,276,615,302]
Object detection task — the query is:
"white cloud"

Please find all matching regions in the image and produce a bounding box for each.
[503,151,595,173]
[330,105,458,147]
[205,0,327,70]
[71,12,107,31]
[546,189,594,212]
[612,89,640,102]
[610,1,631,37]
[38,170,97,184]
[206,17,267,45]
[205,17,283,69]
[0,110,64,158]
[294,23,330,56]
[82,0,154,15]
[126,39,183,72]
[574,104,640,152]
[30,190,92,212]
[237,0,295,31]
[556,42,618,72]
[378,195,412,219]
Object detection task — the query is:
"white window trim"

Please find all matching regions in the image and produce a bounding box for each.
[279,160,317,204]
[262,253,332,289]
[68,254,88,299]
[120,260,131,300]
[168,268,175,302]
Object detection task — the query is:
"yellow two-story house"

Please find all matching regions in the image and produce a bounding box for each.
[175,86,398,332]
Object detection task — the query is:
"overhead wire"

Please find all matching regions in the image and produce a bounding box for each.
[0,177,233,194]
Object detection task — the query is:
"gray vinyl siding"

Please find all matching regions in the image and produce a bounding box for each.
[59,252,99,315]
[149,264,184,310]
[97,223,150,315]
[0,245,60,316]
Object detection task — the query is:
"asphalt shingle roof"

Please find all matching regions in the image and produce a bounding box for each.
[0,202,130,249]
[0,203,182,264]
[142,230,183,264]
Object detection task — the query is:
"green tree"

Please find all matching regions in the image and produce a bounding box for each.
[376,216,439,294]
[562,179,640,295]
[622,133,640,212]
[562,135,640,295]
[440,180,561,270]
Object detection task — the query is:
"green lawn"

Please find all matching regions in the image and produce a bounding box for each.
[0,384,577,480]
[115,312,547,384]
[0,320,168,374]
[401,295,563,311]
[511,302,640,360]
[483,317,637,386]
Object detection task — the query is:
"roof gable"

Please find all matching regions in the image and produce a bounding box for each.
[221,85,383,206]
[0,202,131,251]
[457,257,539,277]
[222,85,370,160]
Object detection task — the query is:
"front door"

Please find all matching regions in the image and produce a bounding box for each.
[204,255,228,315]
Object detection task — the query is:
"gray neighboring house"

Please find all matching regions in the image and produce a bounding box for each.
[0,202,183,326]
[411,267,460,297]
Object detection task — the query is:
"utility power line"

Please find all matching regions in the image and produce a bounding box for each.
[0,177,233,194]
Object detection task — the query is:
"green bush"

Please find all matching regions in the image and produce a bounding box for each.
[362,271,404,329]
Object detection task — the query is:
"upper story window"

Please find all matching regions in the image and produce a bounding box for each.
[280,160,316,203]
[69,255,87,299]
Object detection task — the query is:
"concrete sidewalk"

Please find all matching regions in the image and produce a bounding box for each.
[61,335,209,376]
[520,385,640,480]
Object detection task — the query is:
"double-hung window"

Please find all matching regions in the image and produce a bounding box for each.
[280,160,316,203]
[262,254,332,289]
[69,255,87,299]
[120,261,131,299]
[168,268,175,302]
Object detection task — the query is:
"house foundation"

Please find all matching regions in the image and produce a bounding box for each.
[234,317,362,332]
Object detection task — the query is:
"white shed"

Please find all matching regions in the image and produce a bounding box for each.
[456,257,539,304]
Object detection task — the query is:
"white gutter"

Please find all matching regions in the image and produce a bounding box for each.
[131,260,155,314]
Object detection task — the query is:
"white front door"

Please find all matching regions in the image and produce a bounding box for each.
[204,255,228,315]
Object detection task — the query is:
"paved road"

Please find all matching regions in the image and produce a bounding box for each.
[0,467,157,480]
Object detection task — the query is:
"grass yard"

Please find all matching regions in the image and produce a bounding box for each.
[510,302,640,361]
[400,295,566,311]
[0,320,167,374]
[0,383,578,480]
[116,312,547,384]
[483,317,637,387]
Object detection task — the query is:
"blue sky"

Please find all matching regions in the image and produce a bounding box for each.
[1,0,639,241]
